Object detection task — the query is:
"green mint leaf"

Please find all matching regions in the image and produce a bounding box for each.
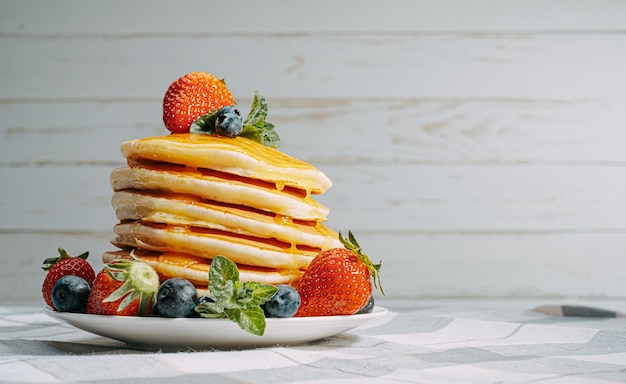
[227,280,274,309]
[232,280,254,307]
[243,90,268,127]
[194,302,226,318]
[190,109,220,134]
[211,280,241,308]
[224,307,267,336]
[240,125,263,142]
[240,91,281,148]
[241,122,280,148]
[203,255,279,336]
[260,124,280,148]
[218,280,244,309]
[209,255,240,293]
[241,281,278,308]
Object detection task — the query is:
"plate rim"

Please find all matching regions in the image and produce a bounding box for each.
[43,306,389,349]
[44,305,388,323]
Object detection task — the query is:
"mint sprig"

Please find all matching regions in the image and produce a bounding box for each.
[240,91,280,148]
[194,255,278,336]
[190,91,281,148]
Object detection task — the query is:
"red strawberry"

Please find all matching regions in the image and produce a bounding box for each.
[41,248,95,310]
[294,231,383,317]
[163,71,235,133]
[86,254,159,316]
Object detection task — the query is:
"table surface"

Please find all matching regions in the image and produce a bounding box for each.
[2,299,626,383]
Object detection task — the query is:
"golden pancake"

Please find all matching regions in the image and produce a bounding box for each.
[110,166,329,221]
[112,190,341,250]
[102,250,303,286]
[112,221,318,270]
[121,134,332,194]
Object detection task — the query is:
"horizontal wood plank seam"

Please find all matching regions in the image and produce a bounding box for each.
[2,30,626,39]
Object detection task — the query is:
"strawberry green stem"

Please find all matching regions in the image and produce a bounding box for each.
[41,247,89,271]
[339,231,385,296]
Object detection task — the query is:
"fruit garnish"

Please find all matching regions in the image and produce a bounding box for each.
[41,247,95,310]
[86,253,160,316]
[194,255,278,336]
[294,231,383,317]
[51,275,91,313]
[356,295,375,314]
[215,106,243,137]
[190,91,281,148]
[163,71,235,133]
[262,284,301,318]
[156,277,198,318]
[339,230,384,295]
[240,91,280,148]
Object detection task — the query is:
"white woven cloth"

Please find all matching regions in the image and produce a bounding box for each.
[2,302,626,383]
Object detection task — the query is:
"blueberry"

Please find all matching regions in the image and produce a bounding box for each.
[156,278,198,318]
[51,275,91,313]
[215,106,243,137]
[263,285,301,318]
[356,295,375,314]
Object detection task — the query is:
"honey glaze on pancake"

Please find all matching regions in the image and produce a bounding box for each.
[157,223,323,254]
[113,190,340,250]
[110,166,329,221]
[272,214,340,250]
[121,134,332,194]
[154,252,303,279]
[112,222,317,269]
[127,160,312,201]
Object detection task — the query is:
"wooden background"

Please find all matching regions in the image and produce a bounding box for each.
[1,0,625,303]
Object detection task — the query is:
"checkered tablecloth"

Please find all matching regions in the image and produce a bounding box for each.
[2,301,626,383]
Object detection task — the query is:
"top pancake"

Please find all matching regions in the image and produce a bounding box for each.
[121,134,332,194]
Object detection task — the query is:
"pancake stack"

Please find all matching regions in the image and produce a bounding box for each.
[103,133,341,295]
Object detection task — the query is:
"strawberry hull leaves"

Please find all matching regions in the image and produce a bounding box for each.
[41,247,89,272]
[86,254,160,316]
[339,231,384,296]
[101,261,158,316]
[194,256,278,336]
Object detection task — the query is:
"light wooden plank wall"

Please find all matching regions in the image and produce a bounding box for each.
[1,0,625,303]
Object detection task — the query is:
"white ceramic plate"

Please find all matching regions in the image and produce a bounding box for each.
[44,306,388,350]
